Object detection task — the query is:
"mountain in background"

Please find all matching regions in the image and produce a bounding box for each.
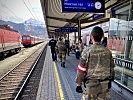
[24,18,45,26]
[0,19,47,38]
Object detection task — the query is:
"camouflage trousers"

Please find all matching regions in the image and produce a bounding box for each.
[81,80,110,100]
[58,52,66,63]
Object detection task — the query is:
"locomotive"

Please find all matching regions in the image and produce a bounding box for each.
[0,24,21,57]
[22,34,44,47]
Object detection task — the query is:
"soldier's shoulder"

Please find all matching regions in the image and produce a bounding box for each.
[104,47,112,54]
[57,41,61,43]
[56,41,60,45]
[82,46,90,53]
[81,47,91,58]
[83,45,96,53]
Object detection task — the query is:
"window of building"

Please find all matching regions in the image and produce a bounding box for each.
[109,0,133,91]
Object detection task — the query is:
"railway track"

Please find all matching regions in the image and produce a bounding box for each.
[0,43,47,100]
[15,44,47,100]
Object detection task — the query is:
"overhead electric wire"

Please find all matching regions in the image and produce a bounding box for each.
[27,0,40,21]
[22,0,45,26]
[28,0,46,25]
[0,10,9,20]
[0,0,44,25]
[23,0,45,26]
[22,0,37,21]
[0,1,22,20]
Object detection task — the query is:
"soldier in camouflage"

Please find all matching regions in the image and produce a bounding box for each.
[75,26,115,100]
[56,37,67,67]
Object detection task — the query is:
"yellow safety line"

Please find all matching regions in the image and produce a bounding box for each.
[53,62,64,100]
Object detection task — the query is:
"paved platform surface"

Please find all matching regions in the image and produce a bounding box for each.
[36,46,132,100]
[36,47,60,100]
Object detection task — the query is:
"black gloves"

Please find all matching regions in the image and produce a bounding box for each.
[108,76,115,89]
[83,77,87,88]
[108,76,114,81]
[76,86,83,93]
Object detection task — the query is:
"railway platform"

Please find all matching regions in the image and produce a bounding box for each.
[36,46,132,100]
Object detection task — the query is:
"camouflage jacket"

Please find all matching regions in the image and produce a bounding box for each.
[56,41,67,53]
[76,42,115,85]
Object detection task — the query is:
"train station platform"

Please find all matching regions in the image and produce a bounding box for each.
[36,46,132,100]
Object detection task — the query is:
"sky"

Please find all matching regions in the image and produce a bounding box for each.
[0,0,45,24]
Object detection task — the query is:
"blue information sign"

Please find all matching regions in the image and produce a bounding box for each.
[55,29,60,32]
[62,0,105,13]
[55,27,78,32]
[93,14,105,21]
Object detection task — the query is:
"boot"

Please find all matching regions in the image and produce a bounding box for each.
[61,62,63,67]
[62,62,65,68]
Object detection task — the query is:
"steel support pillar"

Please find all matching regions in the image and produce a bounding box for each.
[78,20,81,42]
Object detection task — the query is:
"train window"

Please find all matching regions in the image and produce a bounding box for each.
[22,37,27,40]
[22,37,30,40]
[26,37,30,40]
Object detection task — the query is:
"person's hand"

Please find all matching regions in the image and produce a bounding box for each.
[108,76,114,81]
[76,86,83,93]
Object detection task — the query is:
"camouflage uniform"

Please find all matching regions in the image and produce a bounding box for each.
[56,40,67,67]
[76,42,115,100]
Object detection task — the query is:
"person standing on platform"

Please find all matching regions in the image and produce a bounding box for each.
[56,37,67,67]
[75,26,115,100]
[65,39,70,56]
[75,44,80,59]
[48,36,57,61]
[102,36,107,47]
[78,39,84,55]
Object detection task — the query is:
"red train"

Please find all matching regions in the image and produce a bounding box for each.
[0,24,21,57]
[22,34,44,47]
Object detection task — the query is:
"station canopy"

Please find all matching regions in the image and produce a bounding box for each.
[40,0,124,37]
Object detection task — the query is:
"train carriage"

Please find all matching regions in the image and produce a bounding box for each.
[22,34,44,47]
[0,24,21,57]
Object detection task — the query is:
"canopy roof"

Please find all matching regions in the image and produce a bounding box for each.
[40,0,125,37]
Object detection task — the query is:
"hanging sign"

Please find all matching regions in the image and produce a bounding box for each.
[55,27,78,32]
[93,14,105,21]
[62,0,105,13]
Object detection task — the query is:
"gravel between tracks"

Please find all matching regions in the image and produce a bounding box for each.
[0,42,47,78]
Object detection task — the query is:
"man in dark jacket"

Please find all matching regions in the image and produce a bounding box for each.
[49,36,57,61]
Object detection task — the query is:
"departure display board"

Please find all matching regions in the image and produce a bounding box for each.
[62,0,105,13]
